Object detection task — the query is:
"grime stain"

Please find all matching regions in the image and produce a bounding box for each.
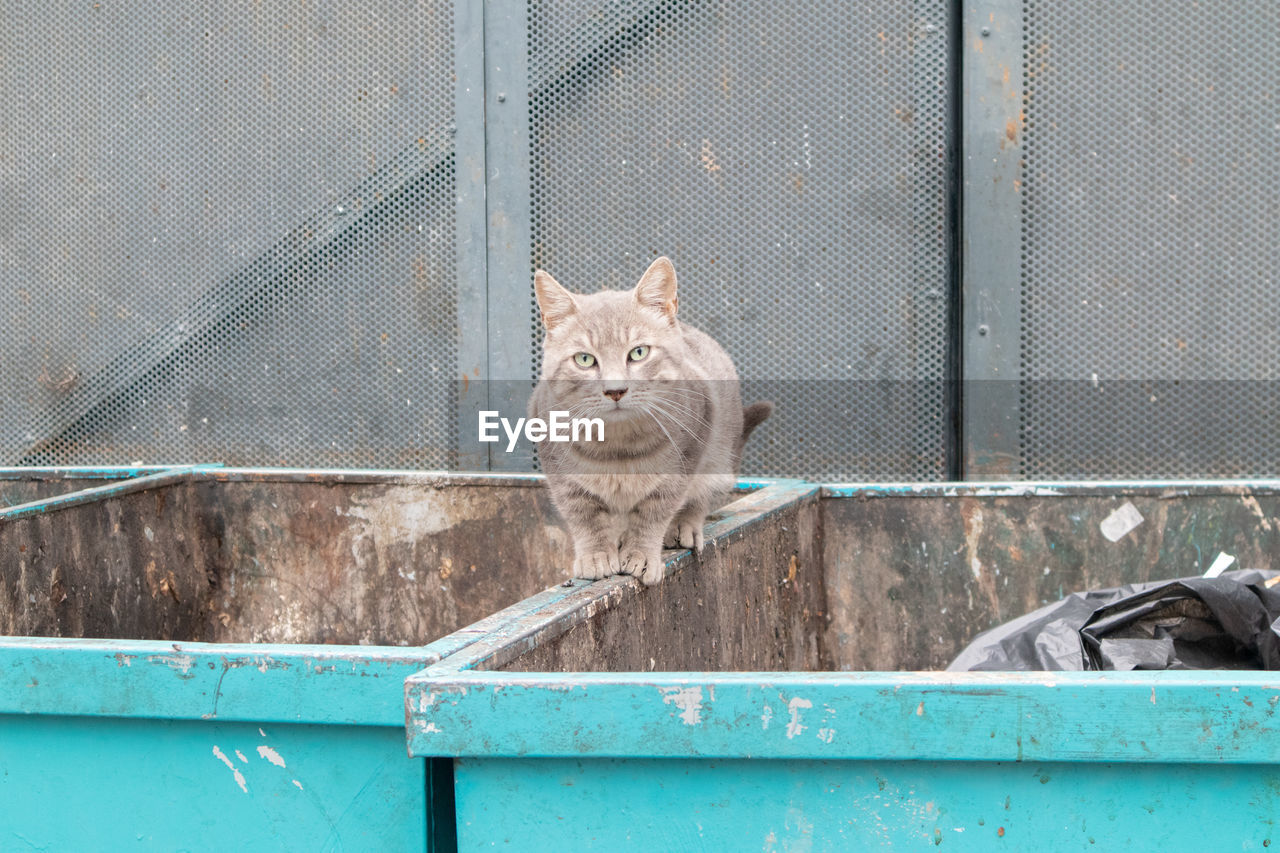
[961,502,1002,620]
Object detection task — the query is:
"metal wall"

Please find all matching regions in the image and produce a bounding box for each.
[522,0,955,481]
[963,0,1280,479]
[3,1,1277,480]
[1,1,459,469]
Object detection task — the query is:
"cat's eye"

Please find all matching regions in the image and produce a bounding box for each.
[573,352,596,368]
[628,345,650,362]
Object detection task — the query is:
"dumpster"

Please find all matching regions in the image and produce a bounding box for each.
[0,466,807,850]
[0,465,577,851]
[408,481,1280,850]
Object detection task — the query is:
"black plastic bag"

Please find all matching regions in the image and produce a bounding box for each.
[947,569,1280,671]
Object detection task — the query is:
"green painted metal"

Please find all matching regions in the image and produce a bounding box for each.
[453,756,1280,850]
[0,637,441,848]
[0,465,603,851]
[409,669,1280,762]
[405,479,1280,850]
[1,638,440,726]
[0,467,802,849]
[1,714,424,851]
[8,467,1280,849]
[820,479,1280,499]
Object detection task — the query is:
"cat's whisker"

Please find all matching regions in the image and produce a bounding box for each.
[641,407,682,456]
[651,407,710,437]
[649,387,710,405]
[649,395,713,421]
[646,400,702,441]
[644,395,712,431]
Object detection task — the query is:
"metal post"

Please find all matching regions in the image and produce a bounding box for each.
[483,0,537,472]
[454,0,490,471]
[960,0,1024,479]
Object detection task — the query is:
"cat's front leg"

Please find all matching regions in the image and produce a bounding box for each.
[663,499,708,551]
[568,521,620,581]
[572,544,620,580]
[558,495,622,580]
[620,488,685,585]
[619,533,666,586]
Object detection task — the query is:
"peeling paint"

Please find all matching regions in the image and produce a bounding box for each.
[257,745,286,768]
[786,697,812,739]
[212,745,248,793]
[147,653,196,675]
[661,686,705,725]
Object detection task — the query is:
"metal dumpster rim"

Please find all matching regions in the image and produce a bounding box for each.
[406,477,1280,765]
[0,468,803,726]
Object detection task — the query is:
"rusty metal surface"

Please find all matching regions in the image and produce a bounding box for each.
[201,479,570,645]
[0,479,82,512]
[497,483,829,673]
[0,482,215,640]
[822,486,1280,670]
[1,470,573,646]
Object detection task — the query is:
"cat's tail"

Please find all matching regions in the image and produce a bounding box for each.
[740,401,773,448]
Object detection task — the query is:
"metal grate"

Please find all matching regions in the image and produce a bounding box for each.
[1018,2,1280,478]
[1,1,458,468]
[526,0,955,481]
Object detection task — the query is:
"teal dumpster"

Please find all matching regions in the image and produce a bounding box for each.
[0,466,807,850]
[407,481,1280,851]
[0,466,588,851]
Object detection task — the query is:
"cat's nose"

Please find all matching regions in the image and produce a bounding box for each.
[603,388,627,402]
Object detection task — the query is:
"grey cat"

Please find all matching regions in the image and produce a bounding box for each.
[530,256,771,585]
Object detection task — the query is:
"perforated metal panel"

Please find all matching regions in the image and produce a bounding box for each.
[1017,3,1280,478]
[1,2,457,468]
[526,0,955,481]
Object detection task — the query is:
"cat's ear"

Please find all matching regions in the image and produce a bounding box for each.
[634,256,678,323]
[534,270,577,331]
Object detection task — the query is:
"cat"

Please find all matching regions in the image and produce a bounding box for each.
[530,256,771,585]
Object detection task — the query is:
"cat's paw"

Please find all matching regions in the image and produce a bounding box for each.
[573,549,620,580]
[620,548,665,586]
[663,520,704,550]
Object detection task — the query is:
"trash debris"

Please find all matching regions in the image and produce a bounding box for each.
[1203,552,1235,578]
[1099,501,1144,542]
[948,569,1280,671]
